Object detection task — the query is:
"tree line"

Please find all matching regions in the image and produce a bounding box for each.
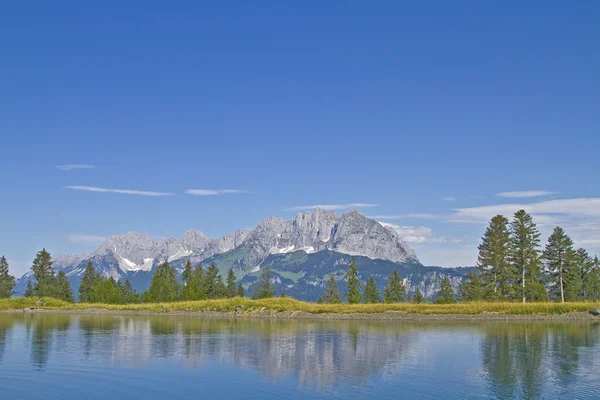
[0,248,278,303]
[461,210,600,303]
[317,258,454,304]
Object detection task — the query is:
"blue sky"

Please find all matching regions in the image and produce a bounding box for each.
[1,1,599,276]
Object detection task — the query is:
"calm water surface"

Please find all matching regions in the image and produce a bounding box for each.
[0,313,599,399]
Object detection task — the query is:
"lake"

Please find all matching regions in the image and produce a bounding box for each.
[0,313,598,399]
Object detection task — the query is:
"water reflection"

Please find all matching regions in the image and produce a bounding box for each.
[0,313,599,396]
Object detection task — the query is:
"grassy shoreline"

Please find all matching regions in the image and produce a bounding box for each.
[1,297,599,319]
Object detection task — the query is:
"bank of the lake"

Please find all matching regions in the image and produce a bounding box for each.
[2,297,600,321]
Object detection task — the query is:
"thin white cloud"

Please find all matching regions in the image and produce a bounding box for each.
[65,186,174,196]
[68,234,108,244]
[453,198,600,221]
[287,203,378,211]
[497,190,557,198]
[369,213,438,220]
[185,189,246,196]
[57,164,96,171]
[378,221,461,244]
[442,197,457,201]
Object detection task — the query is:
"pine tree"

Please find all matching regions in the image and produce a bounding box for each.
[181,260,205,300]
[586,256,600,301]
[544,227,574,303]
[237,283,245,298]
[31,248,57,297]
[146,261,180,302]
[120,279,137,303]
[563,248,589,302]
[226,268,237,298]
[253,266,275,299]
[575,248,593,300]
[204,264,225,299]
[459,272,486,301]
[0,256,16,299]
[24,281,34,297]
[90,276,123,304]
[56,271,74,302]
[363,276,381,303]
[320,275,341,304]
[508,210,542,303]
[345,257,362,304]
[383,269,406,303]
[477,216,512,300]
[436,276,456,304]
[78,262,100,303]
[194,265,207,299]
[412,287,425,304]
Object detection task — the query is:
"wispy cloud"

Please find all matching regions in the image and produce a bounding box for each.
[185,189,246,196]
[68,234,108,244]
[497,190,557,198]
[442,197,457,201]
[369,213,438,220]
[65,186,174,196]
[378,222,461,244]
[57,164,96,171]
[287,203,378,211]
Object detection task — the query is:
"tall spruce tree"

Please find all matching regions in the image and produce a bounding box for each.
[477,216,512,300]
[91,276,123,304]
[383,270,406,303]
[436,276,456,304]
[31,248,58,297]
[563,248,589,302]
[226,268,237,298]
[508,210,542,303]
[0,256,16,299]
[544,227,574,303]
[181,260,205,300]
[146,261,180,302]
[78,262,100,303]
[56,271,74,303]
[345,257,362,304]
[363,276,381,303]
[459,272,486,301]
[574,248,593,300]
[237,283,245,298]
[253,266,275,299]
[412,287,425,304]
[204,264,225,299]
[320,275,341,304]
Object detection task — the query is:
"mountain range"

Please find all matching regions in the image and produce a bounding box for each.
[14,209,473,300]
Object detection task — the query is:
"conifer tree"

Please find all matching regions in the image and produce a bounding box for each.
[383,269,406,303]
[459,272,486,301]
[146,261,180,302]
[194,265,207,299]
[364,276,381,303]
[56,271,74,303]
[586,256,600,301]
[412,287,425,304]
[544,227,574,303]
[78,262,100,303]
[345,257,362,304]
[320,275,341,304]
[121,279,137,303]
[508,210,542,303]
[204,264,226,299]
[477,216,511,300]
[0,256,16,299]
[237,283,245,298]
[280,290,287,298]
[436,276,456,304]
[181,260,204,300]
[226,268,237,298]
[24,281,34,297]
[575,248,593,300]
[253,266,275,299]
[91,276,122,304]
[31,248,57,297]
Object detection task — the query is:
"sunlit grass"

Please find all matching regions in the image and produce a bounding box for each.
[1,297,599,315]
